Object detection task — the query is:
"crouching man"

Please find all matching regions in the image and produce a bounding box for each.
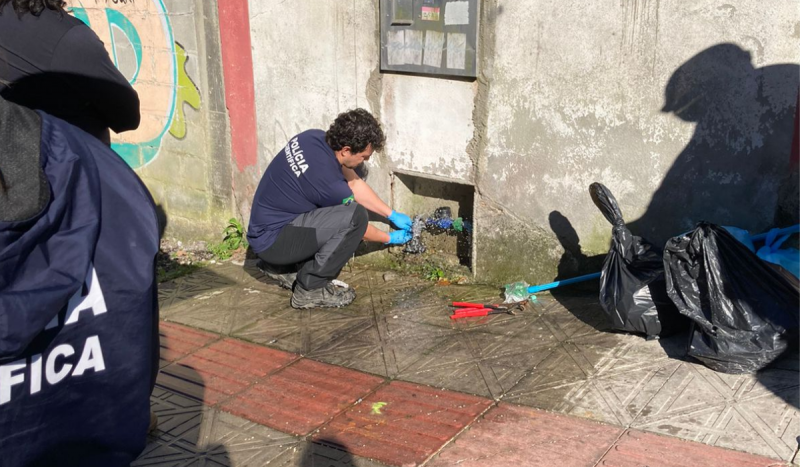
[247,108,412,308]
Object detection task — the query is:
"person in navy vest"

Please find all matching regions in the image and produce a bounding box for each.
[248,108,413,309]
[0,96,159,466]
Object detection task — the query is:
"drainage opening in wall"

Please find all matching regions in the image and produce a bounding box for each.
[392,172,475,279]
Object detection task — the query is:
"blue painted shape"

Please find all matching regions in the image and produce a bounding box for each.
[105,9,143,85]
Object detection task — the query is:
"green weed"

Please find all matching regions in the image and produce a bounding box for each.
[209,218,248,260]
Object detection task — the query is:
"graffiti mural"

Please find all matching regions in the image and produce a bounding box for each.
[68,0,201,168]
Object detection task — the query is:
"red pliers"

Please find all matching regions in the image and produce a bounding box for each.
[450,301,523,319]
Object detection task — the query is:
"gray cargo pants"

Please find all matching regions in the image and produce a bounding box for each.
[256,203,368,290]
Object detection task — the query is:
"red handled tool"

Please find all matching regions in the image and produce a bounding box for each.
[450,301,525,319]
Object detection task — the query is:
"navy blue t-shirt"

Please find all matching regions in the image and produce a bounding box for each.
[248,130,353,253]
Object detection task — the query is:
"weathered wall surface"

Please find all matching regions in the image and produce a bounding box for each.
[244,1,477,241]
[245,1,797,285]
[244,0,392,228]
[477,0,798,284]
[382,76,476,183]
[67,0,232,240]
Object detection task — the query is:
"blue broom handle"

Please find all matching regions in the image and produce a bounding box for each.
[527,272,601,293]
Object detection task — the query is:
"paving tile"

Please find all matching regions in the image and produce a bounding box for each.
[429,284,506,305]
[205,262,250,283]
[159,321,220,368]
[427,403,624,467]
[158,338,299,405]
[283,438,391,467]
[457,313,561,355]
[396,336,504,398]
[371,285,458,327]
[632,361,800,461]
[309,315,457,378]
[314,380,493,466]
[507,333,676,412]
[158,268,239,313]
[220,358,384,436]
[447,300,547,335]
[377,283,546,332]
[232,308,374,355]
[542,292,618,339]
[503,332,679,425]
[165,285,282,335]
[160,288,231,322]
[157,280,183,311]
[599,429,784,467]
[398,332,553,399]
[350,269,428,305]
[136,387,300,467]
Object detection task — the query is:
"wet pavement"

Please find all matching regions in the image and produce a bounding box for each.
[135,260,800,466]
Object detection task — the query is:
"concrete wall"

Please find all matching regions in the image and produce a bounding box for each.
[247,1,798,285]
[478,0,799,284]
[67,0,233,240]
[244,0,396,237]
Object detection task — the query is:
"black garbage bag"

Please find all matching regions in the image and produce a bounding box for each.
[664,222,800,373]
[590,182,685,339]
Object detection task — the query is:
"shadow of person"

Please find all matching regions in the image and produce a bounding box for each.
[155,203,168,240]
[547,211,608,332]
[298,437,359,467]
[135,365,232,466]
[628,44,799,246]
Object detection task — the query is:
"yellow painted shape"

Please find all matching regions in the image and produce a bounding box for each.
[371,402,388,415]
[168,42,201,139]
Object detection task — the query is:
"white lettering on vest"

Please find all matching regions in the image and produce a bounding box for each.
[30,354,42,395]
[0,336,108,405]
[0,360,26,405]
[72,336,106,376]
[46,344,74,385]
[45,264,107,330]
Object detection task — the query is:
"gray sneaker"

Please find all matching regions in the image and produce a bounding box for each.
[257,260,297,290]
[291,282,356,309]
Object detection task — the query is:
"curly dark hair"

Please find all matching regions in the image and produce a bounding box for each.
[0,0,66,16]
[325,108,385,154]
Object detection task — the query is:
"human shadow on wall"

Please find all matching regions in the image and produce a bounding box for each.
[627,43,799,246]
[297,437,359,466]
[547,211,609,332]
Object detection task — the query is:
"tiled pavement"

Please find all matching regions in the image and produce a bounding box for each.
[136,260,800,466]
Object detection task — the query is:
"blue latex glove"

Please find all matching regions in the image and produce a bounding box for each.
[385,229,412,245]
[387,210,413,230]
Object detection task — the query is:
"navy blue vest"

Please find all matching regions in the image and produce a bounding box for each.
[0,110,159,466]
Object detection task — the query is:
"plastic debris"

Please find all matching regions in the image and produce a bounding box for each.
[503,281,538,303]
